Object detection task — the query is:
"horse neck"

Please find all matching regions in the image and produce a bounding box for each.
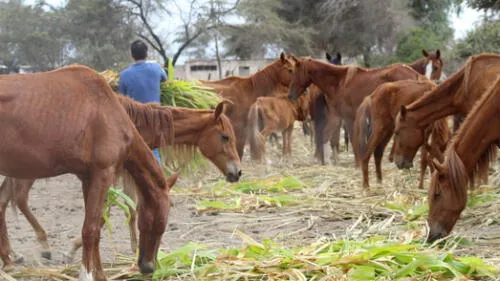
[408,58,426,75]
[169,107,213,145]
[247,62,286,97]
[452,83,500,172]
[124,132,167,202]
[405,70,464,128]
[308,61,346,98]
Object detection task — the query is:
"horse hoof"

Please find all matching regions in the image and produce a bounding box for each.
[3,263,15,272]
[41,251,52,260]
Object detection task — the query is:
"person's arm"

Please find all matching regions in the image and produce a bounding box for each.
[159,64,167,82]
[118,74,127,95]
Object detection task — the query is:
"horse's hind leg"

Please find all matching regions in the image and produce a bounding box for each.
[0,178,15,270]
[12,179,52,259]
[374,135,391,184]
[79,168,114,281]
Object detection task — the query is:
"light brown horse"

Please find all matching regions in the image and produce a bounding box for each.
[247,93,310,162]
[0,100,241,264]
[393,53,500,170]
[0,65,178,280]
[198,53,295,159]
[426,77,500,242]
[352,79,438,188]
[287,55,424,165]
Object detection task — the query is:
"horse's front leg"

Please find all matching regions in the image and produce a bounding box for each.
[0,178,15,270]
[79,168,114,281]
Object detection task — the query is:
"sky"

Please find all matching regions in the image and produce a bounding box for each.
[26,0,484,64]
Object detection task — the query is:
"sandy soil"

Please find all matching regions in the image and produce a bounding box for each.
[2,123,499,280]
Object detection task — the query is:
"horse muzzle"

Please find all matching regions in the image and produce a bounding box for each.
[288,92,297,101]
[394,156,413,169]
[226,161,242,182]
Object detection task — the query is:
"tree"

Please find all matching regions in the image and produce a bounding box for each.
[396,27,445,62]
[64,0,138,71]
[454,20,500,59]
[0,0,68,72]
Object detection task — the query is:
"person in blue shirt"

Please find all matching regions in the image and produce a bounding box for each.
[118,39,167,165]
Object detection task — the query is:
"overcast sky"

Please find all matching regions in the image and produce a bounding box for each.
[25,0,484,64]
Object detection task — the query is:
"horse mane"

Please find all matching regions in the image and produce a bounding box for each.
[344,66,358,87]
[249,59,288,96]
[444,149,468,203]
[115,94,175,148]
[445,76,500,187]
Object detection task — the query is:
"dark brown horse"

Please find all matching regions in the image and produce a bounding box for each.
[0,100,240,264]
[352,80,438,188]
[247,93,310,162]
[426,77,500,242]
[408,49,445,82]
[393,53,500,170]
[287,55,424,165]
[0,65,178,280]
[198,53,295,159]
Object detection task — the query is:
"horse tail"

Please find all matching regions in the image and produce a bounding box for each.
[353,97,371,166]
[313,93,328,164]
[248,102,265,161]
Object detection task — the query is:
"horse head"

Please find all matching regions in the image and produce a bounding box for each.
[326,52,342,66]
[422,49,444,81]
[393,105,425,169]
[426,151,468,242]
[198,100,242,182]
[288,55,312,101]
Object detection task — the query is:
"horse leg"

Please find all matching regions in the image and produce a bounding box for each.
[325,115,342,165]
[344,123,349,152]
[13,179,52,259]
[123,182,139,253]
[374,134,391,184]
[0,178,15,270]
[388,139,396,163]
[79,168,114,281]
[419,148,428,189]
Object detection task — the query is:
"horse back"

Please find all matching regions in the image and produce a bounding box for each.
[0,65,134,178]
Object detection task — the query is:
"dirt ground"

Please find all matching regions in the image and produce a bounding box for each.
[3,123,500,280]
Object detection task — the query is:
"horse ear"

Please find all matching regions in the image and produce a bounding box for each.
[291,55,300,65]
[436,49,441,59]
[422,49,429,57]
[336,52,342,63]
[400,105,407,120]
[214,99,233,120]
[280,52,286,62]
[326,52,332,61]
[165,173,179,191]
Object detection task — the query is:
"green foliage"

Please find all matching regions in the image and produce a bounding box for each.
[102,187,136,234]
[131,234,498,280]
[454,20,500,59]
[396,27,446,63]
[160,80,221,109]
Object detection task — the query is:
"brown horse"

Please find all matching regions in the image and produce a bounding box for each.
[0,65,178,280]
[352,80,438,188]
[247,93,310,162]
[393,53,500,170]
[408,49,445,82]
[426,77,500,242]
[309,49,444,165]
[287,55,424,166]
[198,53,295,159]
[0,100,241,264]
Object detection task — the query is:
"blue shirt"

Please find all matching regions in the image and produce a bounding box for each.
[118,61,167,103]
[118,61,167,165]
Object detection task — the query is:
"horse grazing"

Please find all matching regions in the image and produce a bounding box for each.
[0,65,177,280]
[287,55,424,165]
[352,79,438,188]
[426,77,500,242]
[198,52,295,159]
[0,100,241,265]
[247,93,310,162]
[393,53,500,170]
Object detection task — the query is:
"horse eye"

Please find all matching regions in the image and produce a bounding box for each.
[221,135,229,142]
[434,192,441,199]
[394,131,399,136]
[433,66,438,71]
[288,69,292,73]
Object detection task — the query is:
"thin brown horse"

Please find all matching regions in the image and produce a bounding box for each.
[393,53,500,171]
[0,65,178,280]
[198,53,295,159]
[426,77,500,242]
[352,79,438,188]
[0,100,241,265]
[287,55,424,166]
[247,93,310,162]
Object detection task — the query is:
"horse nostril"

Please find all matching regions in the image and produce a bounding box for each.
[238,170,242,177]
